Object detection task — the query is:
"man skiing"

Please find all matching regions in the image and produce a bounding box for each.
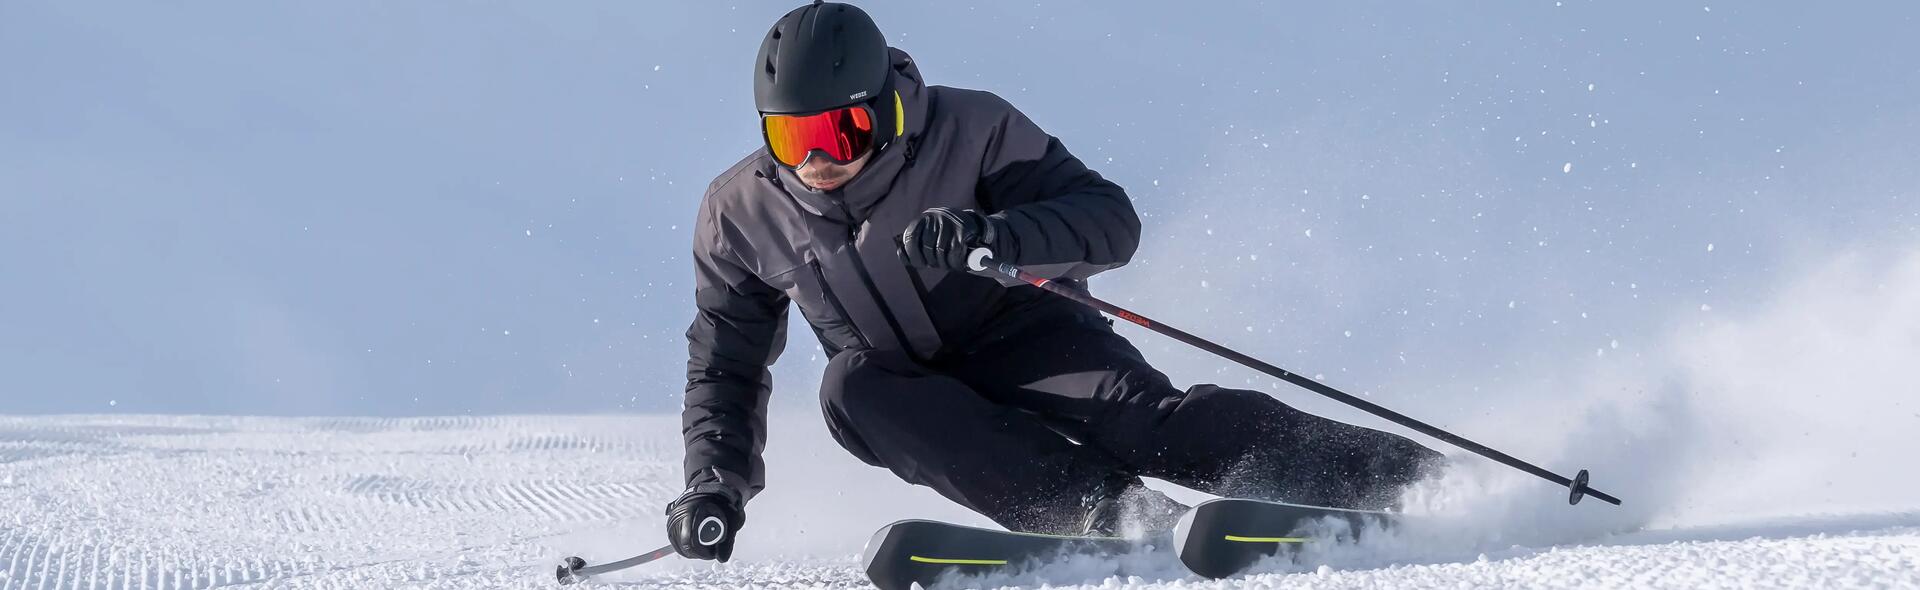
[666,1,1441,562]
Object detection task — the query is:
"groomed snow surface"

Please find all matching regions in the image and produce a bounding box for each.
[2,415,1916,589]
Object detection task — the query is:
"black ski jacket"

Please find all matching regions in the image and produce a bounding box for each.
[681,48,1141,503]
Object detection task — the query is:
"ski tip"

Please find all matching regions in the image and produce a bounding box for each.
[555,556,587,585]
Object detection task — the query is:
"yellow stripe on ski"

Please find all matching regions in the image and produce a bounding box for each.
[1223,535,1309,543]
[909,556,1010,565]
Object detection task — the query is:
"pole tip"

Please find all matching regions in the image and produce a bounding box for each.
[556,556,587,585]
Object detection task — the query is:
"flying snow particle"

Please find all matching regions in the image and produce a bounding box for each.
[108,400,118,407]
[525,229,532,237]
[1344,330,1352,338]
[1562,162,1573,173]
[653,65,662,71]
[1508,300,1517,309]
[1304,229,1313,237]
[1611,339,1620,349]
[1588,83,1596,92]
[1200,280,1210,288]
[1700,304,1713,311]
[1707,243,1716,252]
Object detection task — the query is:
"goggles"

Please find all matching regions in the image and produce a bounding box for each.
[760,92,903,169]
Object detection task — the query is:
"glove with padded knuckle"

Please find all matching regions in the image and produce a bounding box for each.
[665,487,744,562]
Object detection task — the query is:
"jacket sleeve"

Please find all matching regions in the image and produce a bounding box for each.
[682,210,789,504]
[974,94,1141,281]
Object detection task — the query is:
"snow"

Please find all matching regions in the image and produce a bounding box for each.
[2,415,1916,589]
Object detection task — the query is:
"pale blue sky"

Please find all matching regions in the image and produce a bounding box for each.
[3,1,1915,416]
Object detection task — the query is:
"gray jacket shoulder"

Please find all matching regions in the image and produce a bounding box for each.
[694,149,799,281]
[698,149,777,229]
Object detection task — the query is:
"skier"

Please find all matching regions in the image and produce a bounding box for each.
[665,1,1442,562]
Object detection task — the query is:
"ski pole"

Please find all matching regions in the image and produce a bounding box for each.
[964,249,1622,506]
[555,544,675,585]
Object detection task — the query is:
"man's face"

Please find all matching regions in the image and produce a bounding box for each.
[794,151,871,192]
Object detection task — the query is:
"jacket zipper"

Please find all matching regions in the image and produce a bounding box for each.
[810,260,872,350]
[836,201,917,357]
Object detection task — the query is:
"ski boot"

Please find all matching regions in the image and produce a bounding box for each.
[1080,474,1189,537]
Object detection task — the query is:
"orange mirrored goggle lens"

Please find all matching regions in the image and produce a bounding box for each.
[762,106,875,168]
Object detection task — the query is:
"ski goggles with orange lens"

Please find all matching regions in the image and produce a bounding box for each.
[761,104,877,169]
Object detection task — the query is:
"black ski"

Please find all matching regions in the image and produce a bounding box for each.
[1172,498,1395,579]
[861,519,1142,590]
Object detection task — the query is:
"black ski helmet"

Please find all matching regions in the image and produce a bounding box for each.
[754,1,890,115]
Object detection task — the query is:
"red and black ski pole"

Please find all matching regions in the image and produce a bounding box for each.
[964,249,1622,506]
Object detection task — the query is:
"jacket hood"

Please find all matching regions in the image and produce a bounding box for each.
[775,47,930,224]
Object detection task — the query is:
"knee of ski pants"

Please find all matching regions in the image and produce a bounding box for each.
[818,349,918,468]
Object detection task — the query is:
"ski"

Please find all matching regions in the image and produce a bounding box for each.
[861,519,1145,590]
[1172,497,1396,579]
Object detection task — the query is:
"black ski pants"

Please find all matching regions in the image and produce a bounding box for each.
[820,308,1442,534]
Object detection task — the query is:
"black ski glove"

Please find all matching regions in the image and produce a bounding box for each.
[665,489,744,562]
[900,207,1011,270]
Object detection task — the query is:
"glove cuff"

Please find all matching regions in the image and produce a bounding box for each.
[670,482,744,514]
[959,209,994,245]
[981,212,1020,262]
